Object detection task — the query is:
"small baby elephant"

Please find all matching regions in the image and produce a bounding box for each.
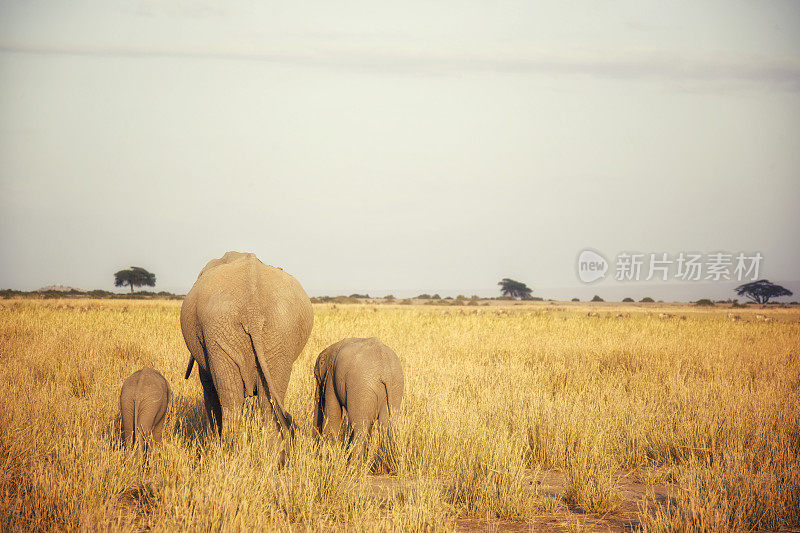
[314,337,404,457]
[119,367,171,451]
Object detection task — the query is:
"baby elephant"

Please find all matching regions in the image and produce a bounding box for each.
[314,337,404,458]
[120,367,171,451]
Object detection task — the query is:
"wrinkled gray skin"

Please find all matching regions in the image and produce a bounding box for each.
[120,367,171,451]
[314,337,404,458]
[181,251,313,451]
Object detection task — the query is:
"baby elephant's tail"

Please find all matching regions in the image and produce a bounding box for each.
[375,379,400,474]
[378,380,393,426]
[130,397,145,458]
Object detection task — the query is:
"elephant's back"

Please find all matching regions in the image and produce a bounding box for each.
[249,262,314,361]
[183,252,313,357]
[359,338,403,389]
[121,367,170,402]
[139,367,170,392]
[191,255,308,316]
[337,338,400,378]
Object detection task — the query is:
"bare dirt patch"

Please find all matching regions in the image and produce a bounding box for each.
[364,469,675,532]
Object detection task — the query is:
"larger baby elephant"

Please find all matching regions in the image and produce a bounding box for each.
[120,367,171,450]
[314,337,404,458]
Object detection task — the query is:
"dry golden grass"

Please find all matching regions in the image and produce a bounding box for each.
[1,299,798,531]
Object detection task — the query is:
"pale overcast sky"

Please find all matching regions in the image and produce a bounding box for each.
[1,1,799,300]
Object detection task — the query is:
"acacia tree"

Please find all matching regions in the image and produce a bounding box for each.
[114,267,156,294]
[734,279,792,304]
[498,278,533,300]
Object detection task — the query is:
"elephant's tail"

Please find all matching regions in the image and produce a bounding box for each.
[132,396,139,448]
[184,356,194,380]
[249,333,294,440]
[378,380,392,425]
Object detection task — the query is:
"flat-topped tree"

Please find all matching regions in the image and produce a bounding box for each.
[498,278,533,300]
[114,267,156,294]
[735,279,792,304]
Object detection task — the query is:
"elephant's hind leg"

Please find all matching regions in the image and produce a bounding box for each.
[322,376,343,443]
[151,401,168,443]
[348,418,374,461]
[208,360,245,439]
[198,366,223,436]
[120,390,136,449]
[345,387,379,460]
[152,416,165,443]
[121,411,135,449]
[136,408,158,444]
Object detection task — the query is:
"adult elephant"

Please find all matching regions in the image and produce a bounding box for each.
[181,251,313,447]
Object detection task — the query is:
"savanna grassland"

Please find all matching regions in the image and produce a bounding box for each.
[1,299,799,532]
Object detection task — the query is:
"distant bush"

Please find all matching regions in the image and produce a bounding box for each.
[695,299,715,306]
[349,293,370,299]
[425,299,457,306]
[333,296,360,304]
[0,289,25,298]
[399,299,412,305]
[89,290,113,298]
[384,295,395,301]
[43,291,67,299]
[622,297,634,302]
[591,295,604,302]
[416,294,432,299]
[571,298,580,302]
[311,295,360,304]
[431,294,441,300]
[732,302,748,308]
[444,296,453,300]
[530,297,544,301]
[640,297,654,303]
[121,290,183,300]
[496,296,514,301]
[157,291,183,299]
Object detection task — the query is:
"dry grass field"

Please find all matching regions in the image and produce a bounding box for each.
[1,299,799,532]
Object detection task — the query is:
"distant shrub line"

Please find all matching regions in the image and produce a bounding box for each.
[3,289,794,305]
[0,289,184,300]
